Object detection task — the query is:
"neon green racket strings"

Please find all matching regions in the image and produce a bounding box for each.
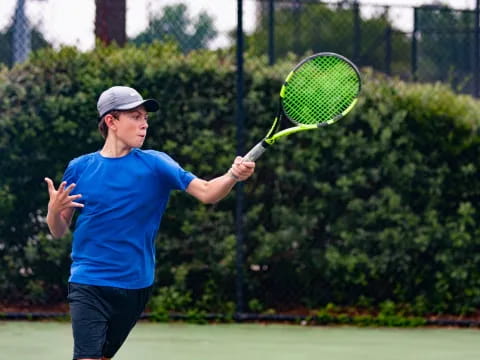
[282,55,360,125]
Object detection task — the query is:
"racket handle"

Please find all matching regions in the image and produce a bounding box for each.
[243,141,267,162]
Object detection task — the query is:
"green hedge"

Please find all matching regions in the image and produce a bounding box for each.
[1,43,480,317]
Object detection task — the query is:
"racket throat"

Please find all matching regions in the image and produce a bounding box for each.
[265,116,281,139]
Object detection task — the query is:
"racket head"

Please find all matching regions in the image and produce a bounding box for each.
[280,52,361,126]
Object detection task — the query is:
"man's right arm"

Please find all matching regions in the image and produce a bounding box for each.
[44,178,84,239]
[46,208,75,239]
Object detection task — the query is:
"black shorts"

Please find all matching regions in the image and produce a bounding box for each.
[67,282,152,359]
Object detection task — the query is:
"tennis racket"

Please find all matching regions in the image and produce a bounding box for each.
[243,52,361,161]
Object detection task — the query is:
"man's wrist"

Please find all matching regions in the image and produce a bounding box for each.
[227,169,240,181]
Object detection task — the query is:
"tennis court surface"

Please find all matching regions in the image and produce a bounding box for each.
[1,321,479,360]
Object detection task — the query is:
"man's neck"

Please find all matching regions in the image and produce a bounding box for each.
[100,137,132,158]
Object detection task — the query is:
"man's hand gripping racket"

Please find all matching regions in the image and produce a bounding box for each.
[243,52,361,161]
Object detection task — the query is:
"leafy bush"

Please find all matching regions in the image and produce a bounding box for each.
[1,43,480,317]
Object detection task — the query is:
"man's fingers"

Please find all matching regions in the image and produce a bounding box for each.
[44,177,54,195]
[229,156,255,181]
[58,181,67,193]
[68,194,82,202]
[61,196,84,209]
[234,156,255,168]
[234,162,255,172]
[64,183,77,195]
[241,161,255,169]
[230,165,255,181]
[71,202,84,208]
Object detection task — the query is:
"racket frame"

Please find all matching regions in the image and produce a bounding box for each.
[243,52,361,162]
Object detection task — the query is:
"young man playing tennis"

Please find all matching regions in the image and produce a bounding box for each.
[44,85,255,360]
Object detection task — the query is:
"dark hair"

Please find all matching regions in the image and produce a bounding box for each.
[98,110,121,139]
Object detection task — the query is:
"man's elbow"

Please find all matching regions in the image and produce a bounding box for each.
[198,195,219,205]
[49,229,66,239]
[47,222,67,239]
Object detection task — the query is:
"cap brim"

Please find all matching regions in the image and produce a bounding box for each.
[116,99,160,112]
[98,99,160,119]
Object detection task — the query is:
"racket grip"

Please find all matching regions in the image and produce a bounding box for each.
[243,141,267,162]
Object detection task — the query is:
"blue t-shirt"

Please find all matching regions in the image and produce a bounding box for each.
[62,148,196,289]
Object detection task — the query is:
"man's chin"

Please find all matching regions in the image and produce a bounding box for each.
[133,139,145,148]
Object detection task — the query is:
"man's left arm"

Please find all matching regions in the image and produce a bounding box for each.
[186,157,255,204]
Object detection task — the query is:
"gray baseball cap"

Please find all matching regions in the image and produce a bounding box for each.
[97,86,160,119]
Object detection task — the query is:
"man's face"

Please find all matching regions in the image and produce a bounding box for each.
[114,106,149,148]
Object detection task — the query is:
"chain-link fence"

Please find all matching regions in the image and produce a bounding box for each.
[250,0,480,96]
[2,1,478,94]
[1,0,480,319]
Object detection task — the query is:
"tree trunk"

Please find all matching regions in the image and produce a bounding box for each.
[95,0,126,46]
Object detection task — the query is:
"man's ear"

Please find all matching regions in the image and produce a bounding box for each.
[104,113,117,130]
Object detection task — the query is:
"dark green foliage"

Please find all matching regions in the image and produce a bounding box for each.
[1,43,480,319]
[311,302,427,327]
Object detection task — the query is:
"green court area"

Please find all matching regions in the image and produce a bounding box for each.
[1,321,479,360]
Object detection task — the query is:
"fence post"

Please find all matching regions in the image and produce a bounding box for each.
[294,0,302,55]
[385,26,392,75]
[13,0,31,65]
[235,0,245,315]
[353,1,361,64]
[411,7,418,81]
[268,0,275,65]
[384,6,392,76]
[475,0,480,97]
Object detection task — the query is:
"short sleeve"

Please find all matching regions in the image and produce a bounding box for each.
[61,154,92,194]
[144,150,197,191]
[62,160,78,186]
[175,166,197,191]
